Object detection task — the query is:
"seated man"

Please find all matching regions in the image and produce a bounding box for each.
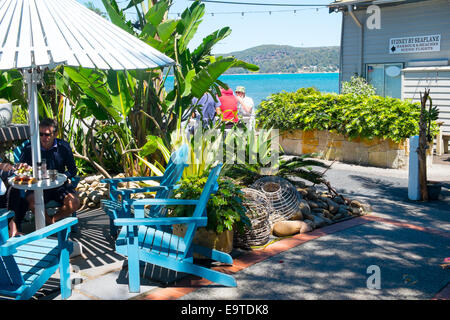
[19,118,80,225]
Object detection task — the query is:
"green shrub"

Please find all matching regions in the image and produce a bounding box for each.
[256,87,436,142]
[170,173,250,234]
[341,76,376,97]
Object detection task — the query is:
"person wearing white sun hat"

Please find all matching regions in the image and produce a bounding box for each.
[235,86,255,130]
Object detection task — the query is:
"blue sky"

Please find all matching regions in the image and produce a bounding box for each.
[80,1,342,53]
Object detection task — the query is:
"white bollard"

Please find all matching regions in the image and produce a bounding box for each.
[408,135,420,200]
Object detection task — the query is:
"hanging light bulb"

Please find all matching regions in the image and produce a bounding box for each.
[294,10,296,14]
[211,12,214,16]
[269,11,271,15]
[241,12,244,16]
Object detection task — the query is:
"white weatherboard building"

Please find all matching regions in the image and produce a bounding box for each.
[329,0,450,152]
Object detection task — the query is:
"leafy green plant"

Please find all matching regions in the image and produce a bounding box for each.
[224,154,328,187]
[257,87,438,143]
[341,76,376,97]
[56,0,258,177]
[11,104,28,124]
[170,172,250,234]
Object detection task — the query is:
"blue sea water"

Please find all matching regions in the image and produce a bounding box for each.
[165,73,339,107]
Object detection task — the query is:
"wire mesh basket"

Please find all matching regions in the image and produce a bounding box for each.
[250,176,303,224]
[234,188,272,249]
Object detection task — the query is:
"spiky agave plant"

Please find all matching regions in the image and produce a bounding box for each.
[275,154,329,186]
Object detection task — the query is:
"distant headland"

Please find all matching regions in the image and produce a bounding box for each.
[217,44,340,74]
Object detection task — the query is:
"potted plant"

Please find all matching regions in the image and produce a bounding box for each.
[170,172,250,256]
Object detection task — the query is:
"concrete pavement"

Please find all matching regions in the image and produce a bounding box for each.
[40,158,449,301]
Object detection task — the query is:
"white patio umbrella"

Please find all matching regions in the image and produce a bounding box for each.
[0,0,175,229]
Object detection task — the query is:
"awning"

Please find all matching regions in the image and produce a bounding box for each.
[0,124,30,143]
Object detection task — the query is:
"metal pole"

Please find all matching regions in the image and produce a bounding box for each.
[27,68,45,229]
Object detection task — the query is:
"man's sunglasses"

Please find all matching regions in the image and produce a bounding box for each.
[39,132,53,137]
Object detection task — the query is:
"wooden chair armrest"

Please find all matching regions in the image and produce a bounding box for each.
[125,198,199,207]
[114,216,207,227]
[0,218,78,256]
[115,185,172,196]
[101,176,163,186]
[0,209,15,223]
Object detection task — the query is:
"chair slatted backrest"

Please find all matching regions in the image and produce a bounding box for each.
[136,144,189,219]
[0,210,24,291]
[180,164,222,260]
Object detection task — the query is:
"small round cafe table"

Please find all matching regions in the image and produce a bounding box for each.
[8,173,67,230]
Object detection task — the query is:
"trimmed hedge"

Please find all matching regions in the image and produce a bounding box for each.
[256,88,434,143]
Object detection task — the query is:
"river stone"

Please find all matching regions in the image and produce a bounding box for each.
[338,206,348,216]
[333,196,345,204]
[308,201,319,209]
[326,199,340,214]
[91,195,102,204]
[350,200,363,208]
[296,188,308,197]
[317,201,329,209]
[299,200,311,216]
[311,215,327,228]
[272,220,310,237]
[84,176,96,184]
[88,191,100,201]
[332,213,344,220]
[290,209,304,221]
[78,191,87,199]
[87,201,97,208]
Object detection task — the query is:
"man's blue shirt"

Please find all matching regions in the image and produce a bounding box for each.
[19,138,77,180]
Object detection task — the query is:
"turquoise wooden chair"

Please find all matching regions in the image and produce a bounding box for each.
[0,209,77,300]
[101,144,189,238]
[114,164,236,293]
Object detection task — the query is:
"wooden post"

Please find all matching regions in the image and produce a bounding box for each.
[417,90,429,201]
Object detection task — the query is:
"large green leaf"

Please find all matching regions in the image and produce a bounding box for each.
[124,0,144,10]
[190,57,259,98]
[145,0,170,27]
[177,1,204,52]
[157,19,178,42]
[102,0,135,34]
[64,67,111,109]
[192,27,231,63]
[107,70,134,118]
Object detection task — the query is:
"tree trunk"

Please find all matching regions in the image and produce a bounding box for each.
[418,90,429,201]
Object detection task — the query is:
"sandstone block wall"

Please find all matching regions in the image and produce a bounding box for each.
[280,130,432,169]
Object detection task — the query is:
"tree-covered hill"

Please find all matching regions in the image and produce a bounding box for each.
[219,45,340,74]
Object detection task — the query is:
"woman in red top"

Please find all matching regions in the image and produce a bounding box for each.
[217,87,239,128]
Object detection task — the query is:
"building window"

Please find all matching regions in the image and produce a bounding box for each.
[366,63,403,99]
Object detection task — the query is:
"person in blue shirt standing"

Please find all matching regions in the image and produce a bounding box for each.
[20,118,80,226]
[191,92,221,130]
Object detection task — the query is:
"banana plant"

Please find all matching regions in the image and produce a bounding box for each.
[58,0,258,177]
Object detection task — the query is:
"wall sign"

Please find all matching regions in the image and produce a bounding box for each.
[389,35,441,54]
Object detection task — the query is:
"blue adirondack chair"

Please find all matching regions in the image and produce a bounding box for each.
[0,209,77,300]
[12,141,80,233]
[101,144,189,238]
[113,164,236,293]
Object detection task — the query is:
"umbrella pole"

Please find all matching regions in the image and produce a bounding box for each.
[26,68,45,230]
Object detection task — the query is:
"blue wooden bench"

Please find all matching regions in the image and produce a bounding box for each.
[0,209,77,300]
[101,144,189,238]
[114,164,236,293]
